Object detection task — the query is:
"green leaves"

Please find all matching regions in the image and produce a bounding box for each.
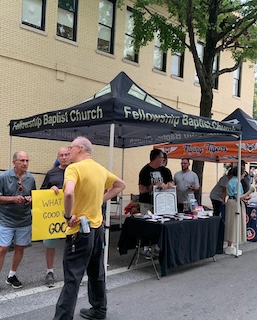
[118,0,257,64]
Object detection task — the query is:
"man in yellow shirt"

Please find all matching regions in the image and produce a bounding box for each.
[53,136,125,320]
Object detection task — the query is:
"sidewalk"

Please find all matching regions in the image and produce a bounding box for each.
[2,239,257,320]
[0,229,133,292]
[1,215,257,295]
[0,193,234,295]
[2,202,257,320]
[2,194,257,320]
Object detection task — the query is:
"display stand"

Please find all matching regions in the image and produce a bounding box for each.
[153,186,177,215]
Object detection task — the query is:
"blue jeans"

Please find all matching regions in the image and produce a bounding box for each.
[53,225,106,320]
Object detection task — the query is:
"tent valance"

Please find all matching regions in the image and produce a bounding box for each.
[154,108,256,163]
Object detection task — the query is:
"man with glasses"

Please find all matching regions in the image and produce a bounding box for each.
[174,158,200,212]
[41,147,70,288]
[53,136,125,320]
[0,151,36,289]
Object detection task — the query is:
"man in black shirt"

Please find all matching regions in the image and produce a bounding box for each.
[41,147,70,287]
[138,149,173,212]
[138,149,173,258]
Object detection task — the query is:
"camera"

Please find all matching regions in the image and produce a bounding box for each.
[23,196,29,204]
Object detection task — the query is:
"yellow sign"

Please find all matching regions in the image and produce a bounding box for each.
[32,190,66,241]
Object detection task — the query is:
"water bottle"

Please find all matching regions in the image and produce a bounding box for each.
[80,216,90,233]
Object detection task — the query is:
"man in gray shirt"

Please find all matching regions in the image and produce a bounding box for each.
[174,158,199,212]
[0,151,36,289]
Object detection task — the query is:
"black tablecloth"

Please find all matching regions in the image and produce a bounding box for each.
[118,216,221,276]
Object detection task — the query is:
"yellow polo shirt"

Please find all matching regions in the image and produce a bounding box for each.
[63,158,116,235]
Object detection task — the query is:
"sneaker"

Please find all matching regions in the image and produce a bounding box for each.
[80,307,106,319]
[143,248,151,260]
[153,247,160,258]
[224,246,242,256]
[224,246,234,255]
[6,275,22,289]
[45,272,55,288]
[233,248,242,256]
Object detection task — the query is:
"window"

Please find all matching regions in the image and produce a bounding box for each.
[195,42,204,83]
[212,54,219,90]
[153,32,166,72]
[233,65,242,97]
[98,0,116,54]
[171,52,184,78]
[57,0,78,41]
[124,7,138,63]
[22,0,46,30]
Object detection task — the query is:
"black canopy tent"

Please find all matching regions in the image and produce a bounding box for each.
[9,71,242,269]
[10,71,240,146]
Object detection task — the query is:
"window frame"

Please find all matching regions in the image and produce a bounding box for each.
[212,54,220,90]
[233,64,242,97]
[56,0,78,42]
[123,7,138,63]
[171,52,184,78]
[153,32,167,72]
[97,0,116,54]
[195,42,204,84]
[22,0,46,31]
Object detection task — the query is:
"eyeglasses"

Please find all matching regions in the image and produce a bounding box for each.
[68,145,81,150]
[17,159,29,162]
[17,181,23,192]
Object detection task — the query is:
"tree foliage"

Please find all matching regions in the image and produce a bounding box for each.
[118,0,257,117]
[118,0,257,202]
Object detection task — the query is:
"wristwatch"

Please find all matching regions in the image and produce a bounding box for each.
[64,215,72,221]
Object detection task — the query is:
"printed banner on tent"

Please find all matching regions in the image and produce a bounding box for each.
[9,72,241,149]
[32,190,66,241]
[155,140,257,163]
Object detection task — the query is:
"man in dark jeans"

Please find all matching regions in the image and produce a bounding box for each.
[52,136,125,320]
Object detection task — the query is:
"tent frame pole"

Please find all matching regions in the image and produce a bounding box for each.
[119,147,125,228]
[9,136,13,169]
[104,123,115,276]
[236,134,242,257]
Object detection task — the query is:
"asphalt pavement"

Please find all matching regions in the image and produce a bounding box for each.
[1,193,257,320]
[1,222,257,320]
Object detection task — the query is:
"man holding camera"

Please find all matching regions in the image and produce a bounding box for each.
[174,158,200,212]
[0,151,36,289]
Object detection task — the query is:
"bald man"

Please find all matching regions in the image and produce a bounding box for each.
[40,147,70,287]
[53,136,125,320]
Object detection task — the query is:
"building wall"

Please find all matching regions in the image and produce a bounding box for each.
[0,0,255,195]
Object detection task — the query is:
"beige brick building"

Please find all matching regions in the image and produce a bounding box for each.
[0,0,255,199]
